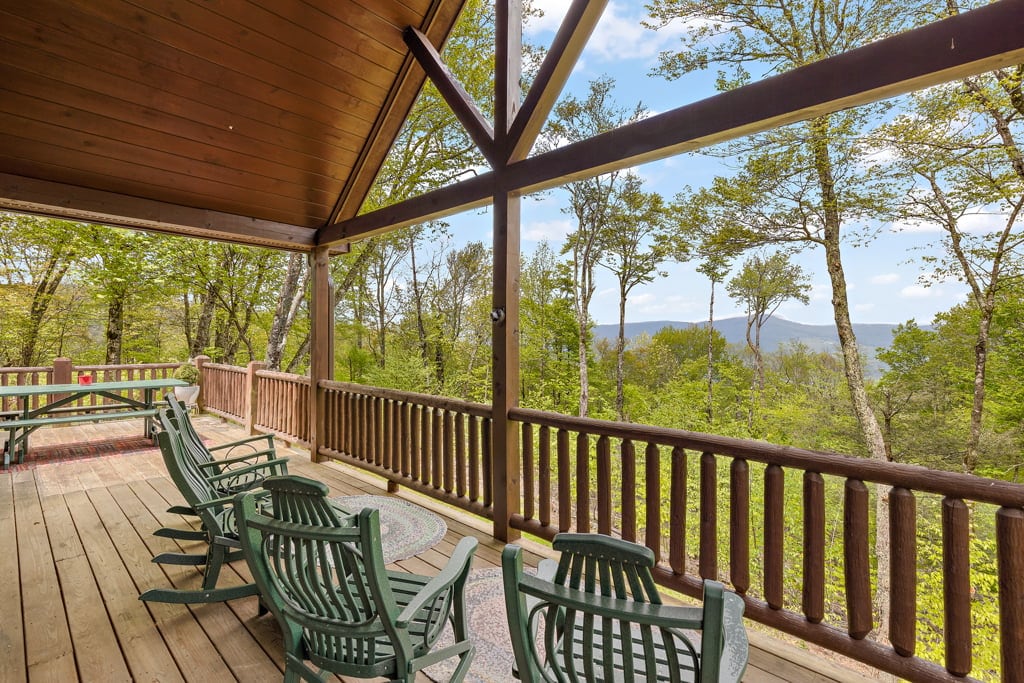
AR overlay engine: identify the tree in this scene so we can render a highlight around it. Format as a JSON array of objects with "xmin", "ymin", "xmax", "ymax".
[
  {"xmin": 599, "ymin": 173, "xmax": 671, "ymax": 420},
  {"xmin": 726, "ymin": 251, "xmax": 810, "ymax": 405},
  {"xmin": 0, "ymin": 213, "xmax": 84, "ymax": 365},
  {"xmin": 645, "ymin": 0, "xmax": 932, "ymax": 635},
  {"xmin": 872, "ymin": 33, "xmax": 1024, "ymax": 472},
  {"xmin": 265, "ymin": 252, "xmax": 307, "ymax": 371},
  {"xmin": 544, "ymin": 76, "xmax": 646, "ymax": 417}
]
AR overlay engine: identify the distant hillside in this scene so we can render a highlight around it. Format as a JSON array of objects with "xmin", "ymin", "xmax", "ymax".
[{"xmin": 593, "ymin": 317, "xmax": 917, "ymax": 376}]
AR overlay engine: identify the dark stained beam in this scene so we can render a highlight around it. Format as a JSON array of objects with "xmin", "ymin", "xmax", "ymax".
[
  {"xmin": 320, "ymin": 171, "xmax": 496, "ymax": 242},
  {"xmin": 319, "ymin": 0, "xmax": 1024, "ymax": 246},
  {"xmin": 506, "ymin": 0, "xmax": 608, "ymax": 162},
  {"xmin": 2, "ymin": 173, "xmax": 315, "ymax": 251},
  {"xmin": 405, "ymin": 27, "xmax": 497, "ymax": 166}
]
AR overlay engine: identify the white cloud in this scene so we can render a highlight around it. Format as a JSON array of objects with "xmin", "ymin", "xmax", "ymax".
[
  {"xmin": 901, "ymin": 284, "xmax": 939, "ymax": 298},
  {"xmin": 524, "ymin": 218, "xmax": 573, "ymax": 242},
  {"xmin": 854, "ymin": 303, "xmax": 876, "ymax": 314},
  {"xmin": 870, "ymin": 273, "xmax": 900, "ymax": 285},
  {"xmin": 525, "ymin": 1, "xmax": 696, "ymax": 66}
]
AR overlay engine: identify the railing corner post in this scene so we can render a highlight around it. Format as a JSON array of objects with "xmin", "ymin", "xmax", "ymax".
[
  {"xmin": 53, "ymin": 357, "xmax": 72, "ymax": 385},
  {"xmin": 194, "ymin": 356, "xmax": 210, "ymax": 411},
  {"xmin": 245, "ymin": 361, "xmax": 265, "ymax": 435}
]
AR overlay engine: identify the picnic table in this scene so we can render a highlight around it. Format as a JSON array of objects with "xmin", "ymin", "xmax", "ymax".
[{"xmin": 0, "ymin": 378, "xmax": 186, "ymax": 468}]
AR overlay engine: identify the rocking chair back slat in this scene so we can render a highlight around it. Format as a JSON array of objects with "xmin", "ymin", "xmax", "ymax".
[
  {"xmin": 235, "ymin": 475, "xmax": 478, "ymax": 682},
  {"xmin": 503, "ymin": 533, "xmax": 749, "ymax": 683}
]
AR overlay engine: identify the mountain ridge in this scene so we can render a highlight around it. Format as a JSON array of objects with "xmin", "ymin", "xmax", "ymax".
[{"xmin": 593, "ymin": 317, "xmax": 918, "ymax": 374}]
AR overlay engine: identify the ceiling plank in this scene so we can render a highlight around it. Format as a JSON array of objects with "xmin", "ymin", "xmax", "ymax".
[
  {"xmin": 320, "ymin": 0, "xmax": 1024, "ymax": 245},
  {"xmin": 1, "ymin": 173, "xmax": 315, "ymax": 251}
]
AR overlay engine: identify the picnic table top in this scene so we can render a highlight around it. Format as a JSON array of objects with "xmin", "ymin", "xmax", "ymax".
[{"xmin": 0, "ymin": 378, "xmax": 186, "ymax": 398}]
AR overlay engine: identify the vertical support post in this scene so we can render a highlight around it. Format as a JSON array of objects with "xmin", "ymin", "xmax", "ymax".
[
  {"xmin": 194, "ymin": 355, "xmax": 210, "ymax": 411},
  {"xmin": 53, "ymin": 357, "xmax": 72, "ymax": 385},
  {"xmin": 53, "ymin": 357, "xmax": 73, "ymax": 403},
  {"xmin": 309, "ymin": 245, "xmax": 334, "ymax": 463},
  {"xmin": 245, "ymin": 361, "xmax": 265, "ymax": 434},
  {"xmin": 491, "ymin": 0, "xmax": 522, "ymax": 543}
]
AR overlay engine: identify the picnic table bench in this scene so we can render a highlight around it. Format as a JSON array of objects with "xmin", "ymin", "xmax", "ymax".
[{"xmin": 0, "ymin": 378, "xmax": 185, "ymax": 468}]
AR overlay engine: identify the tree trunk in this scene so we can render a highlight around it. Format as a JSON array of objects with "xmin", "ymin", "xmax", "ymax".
[
  {"xmin": 189, "ymin": 286, "xmax": 217, "ymax": 358},
  {"xmin": 615, "ymin": 283, "xmax": 627, "ymax": 421},
  {"xmin": 104, "ymin": 295, "xmax": 124, "ymax": 364},
  {"xmin": 706, "ymin": 279, "xmax": 716, "ymax": 423},
  {"xmin": 19, "ymin": 253, "xmax": 72, "ymax": 366},
  {"xmin": 811, "ymin": 115, "xmax": 891, "ymax": 638},
  {"xmin": 265, "ymin": 252, "xmax": 306, "ymax": 371}
]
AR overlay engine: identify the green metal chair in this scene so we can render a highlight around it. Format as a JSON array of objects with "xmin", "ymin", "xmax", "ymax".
[
  {"xmin": 155, "ymin": 396, "xmax": 289, "ymax": 541},
  {"xmin": 502, "ymin": 533, "xmax": 749, "ymax": 683},
  {"xmin": 139, "ymin": 413, "xmax": 277, "ymax": 604},
  {"xmin": 234, "ymin": 475, "xmax": 479, "ymax": 683}
]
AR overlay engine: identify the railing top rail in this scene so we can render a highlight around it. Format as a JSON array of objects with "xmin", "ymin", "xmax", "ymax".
[
  {"xmin": 510, "ymin": 406, "xmax": 1024, "ymax": 508},
  {"xmin": 255, "ymin": 369, "xmax": 311, "ymax": 383},
  {"xmin": 203, "ymin": 362, "xmax": 247, "ymax": 373},
  {"xmin": 0, "ymin": 367, "xmax": 51, "ymax": 373},
  {"xmin": 320, "ymin": 380, "xmax": 492, "ymax": 418}
]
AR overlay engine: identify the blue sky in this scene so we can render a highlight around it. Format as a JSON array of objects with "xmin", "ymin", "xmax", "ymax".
[{"xmin": 448, "ymin": 0, "xmax": 972, "ymax": 327}]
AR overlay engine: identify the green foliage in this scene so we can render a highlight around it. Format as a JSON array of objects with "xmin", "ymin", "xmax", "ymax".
[{"xmin": 172, "ymin": 363, "xmax": 200, "ymax": 384}]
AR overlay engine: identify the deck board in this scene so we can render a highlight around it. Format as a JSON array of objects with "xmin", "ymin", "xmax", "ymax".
[{"xmin": 1, "ymin": 416, "xmax": 879, "ymax": 682}]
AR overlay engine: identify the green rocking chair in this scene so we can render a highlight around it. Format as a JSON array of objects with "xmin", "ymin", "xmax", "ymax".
[
  {"xmin": 234, "ymin": 475, "xmax": 479, "ymax": 682},
  {"xmin": 502, "ymin": 533, "xmax": 749, "ymax": 683},
  {"xmin": 139, "ymin": 411, "xmax": 277, "ymax": 604},
  {"xmin": 154, "ymin": 396, "xmax": 289, "ymax": 542}
]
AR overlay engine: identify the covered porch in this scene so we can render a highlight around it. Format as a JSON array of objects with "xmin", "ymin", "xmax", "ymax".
[{"xmin": 0, "ymin": 417, "xmax": 868, "ymax": 682}]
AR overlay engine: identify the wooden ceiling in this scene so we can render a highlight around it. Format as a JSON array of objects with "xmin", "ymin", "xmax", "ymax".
[{"xmin": 0, "ymin": 0, "xmax": 466, "ymax": 250}]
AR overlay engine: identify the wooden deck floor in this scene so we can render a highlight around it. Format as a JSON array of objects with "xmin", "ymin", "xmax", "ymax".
[{"xmin": 1, "ymin": 416, "xmax": 878, "ymax": 682}]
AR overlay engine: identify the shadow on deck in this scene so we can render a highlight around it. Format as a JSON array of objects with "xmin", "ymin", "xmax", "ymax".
[{"xmin": 0, "ymin": 416, "xmax": 878, "ymax": 682}]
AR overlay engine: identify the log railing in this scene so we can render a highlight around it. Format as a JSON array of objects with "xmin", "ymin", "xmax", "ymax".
[
  {"xmin": 199, "ymin": 361, "xmax": 247, "ymax": 423},
  {"xmin": 317, "ymin": 381, "xmax": 493, "ymax": 519},
  {"xmin": 0, "ymin": 357, "xmax": 177, "ymax": 413},
  {"xmin": 253, "ymin": 369, "xmax": 310, "ymax": 445},
  {"xmin": 508, "ymin": 406, "xmax": 1024, "ymax": 683},
  {"xmin": 143, "ymin": 367, "xmax": 1024, "ymax": 682}
]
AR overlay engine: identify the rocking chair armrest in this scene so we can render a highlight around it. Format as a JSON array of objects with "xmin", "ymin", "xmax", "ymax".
[
  {"xmin": 517, "ymin": 574, "xmax": 708, "ymax": 630},
  {"xmin": 205, "ymin": 459, "xmax": 286, "ymax": 483},
  {"xmin": 396, "ymin": 536, "xmax": 478, "ymax": 628},
  {"xmin": 196, "ymin": 488, "xmax": 270, "ymax": 511},
  {"xmin": 198, "ymin": 450, "xmax": 287, "ymax": 468},
  {"xmin": 209, "ymin": 433, "xmax": 277, "ymax": 452}
]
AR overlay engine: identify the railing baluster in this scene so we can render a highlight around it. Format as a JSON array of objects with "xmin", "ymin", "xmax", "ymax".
[
  {"xmin": 845, "ymin": 479, "xmax": 871, "ymax": 639},
  {"xmin": 420, "ymin": 406, "xmax": 432, "ymax": 486},
  {"xmin": 442, "ymin": 410, "xmax": 454, "ymax": 492},
  {"xmin": 803, "ymin": 471, "xmax": 825, "ymax": 623},
  {"xmin": 730, "ymin": 459, "xmax": 749, "ymax": 594},
  {"xmin": 942, "ymin": 496, "xmax": 971, "ymax": 676},
  {"xmin": 410, "ymin": 405, "xmax": 421, "ymax": 481},
  {"xmin": 700, "ymin": 451, "xmax": 718, "ymax": 580},
  {"xmin": 669, "ymin": 446, "xmax": 686, "ymax": 575},
  {"xmin": 522, "ymin": 423, "xmax": 534, "ymax": 521},
  {"xmin": 432, "ymin": 407, "xmax": 443, "ymax": 490},
  {"xmin": 997, "ymin": 507, "xmax": 1024, "ymax": 682},
  {"xmin": 621, "ymin": 438, "xmax": 636, "ymax": 542},
  {"xmin": 539, "ymin": 425, "xmax": 551, "ymax": 528},
  {"xmin": 558, "ymin": 429, "xmax": 571, "ymax": 532},
  {"xmin": 576, "ymin": 432, "xmax": 590, "ymax": 533},
  {"xmin": 481, "ymin": 417, "xmax": 492, "ymax": 507},
  {"xmin": 765, "ymin": 464, "xmax": 784, "ymax": 609},
  {"xmin": 597, "ymin": 435, "xmax": 611, "ymax": 535},
  {"xmin": 456, "ymin": 413, "xmax": 467, "ymax": 497},
  {"xmin": 468, "ymin": 415, "xmax": 480, "ymax": 502},
  {"xmin": 889, "ymin": 487, "xmax": 916, "ymax": 656},
  {"xmin": 645, "ymin": 442, "xmax": 660, "ymax": 564}
]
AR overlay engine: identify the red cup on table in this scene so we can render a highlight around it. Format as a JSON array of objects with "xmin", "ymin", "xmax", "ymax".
[{"xmin": 78, "ymin": 375, "xmax": 93, "ymax": 385}]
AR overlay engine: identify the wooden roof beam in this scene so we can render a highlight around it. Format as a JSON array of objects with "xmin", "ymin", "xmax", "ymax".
[
  {"xmin": 319, "ymin": 0, "xmax": 1024, "ymax": 245},
  {"xmin": 1, "ymin": 173, "xmax": 315, "ymax": 251},
  {"xmin": 405, "ymin": 26, "xmax": 497, "ymax": 166},
  {"xmin": 506, "ymin": 0, "xmax": 608, "ymax": 163}
]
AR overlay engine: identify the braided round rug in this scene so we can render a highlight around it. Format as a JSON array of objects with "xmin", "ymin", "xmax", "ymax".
[
  {"xmin": 424, "ymin": 567, "xmax": 517, "ymax": 682},
  {"xmin": 332, "ymin": 495, "xmax": 447, "ymax": 564}
]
